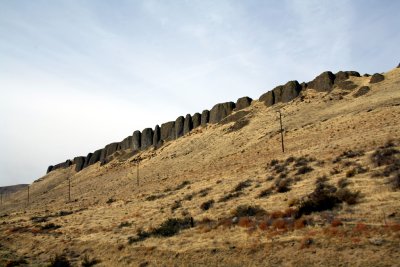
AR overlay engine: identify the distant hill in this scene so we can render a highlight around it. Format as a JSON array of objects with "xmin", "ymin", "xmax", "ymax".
[{"xmin": 0, "ymin": 184, "xmax": 28, "ymax": 195}]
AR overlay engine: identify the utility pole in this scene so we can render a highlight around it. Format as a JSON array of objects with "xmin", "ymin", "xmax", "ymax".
[
  {"xmin": 68, "ymin": 177, "xmax": 71, "ymax": 202},
  {"xmin": 278, "ymin": 110, "xmax": 285, "ymax": 153},
  {"xmin": 27, "ymin": 186, "xmax": 30, "ymax": 206},
  {"xmin": 136, "ymin": 161, "xmax": 140, "ymax": 187}
]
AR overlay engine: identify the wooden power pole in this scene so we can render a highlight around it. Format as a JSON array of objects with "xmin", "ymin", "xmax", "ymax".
[
  {"xmin": 278, "ymin": 110, "xmax": 285, "ymax": 153},
  {"xmin": 68, "ymin": 177, "xmax": 71, "ymax": 202}
]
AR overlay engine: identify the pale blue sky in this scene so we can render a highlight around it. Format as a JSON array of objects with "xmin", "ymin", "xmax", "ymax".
[{"xmin": 0, "ymin": 0, "xmax": 399, "ymax": 186}]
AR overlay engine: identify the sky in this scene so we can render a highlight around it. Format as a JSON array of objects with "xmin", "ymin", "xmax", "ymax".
[{"xmin": 0, "ymin": 0, "xmax": 399, "ymax": 186}]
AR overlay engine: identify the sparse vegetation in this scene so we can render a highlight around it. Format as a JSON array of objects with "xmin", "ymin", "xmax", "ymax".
[
  {"xmin": 118, "ymin": 222, "xmax": 132, "ymax": 228},
  {"xmin": 40, "ymin": 223, "xmax": 61, "ymax": 231},
  {"xmin": 257, "ymin": 187, "xmax": 273, "ymax": 198},
  {"xmin": 81, "ymin": 255, "xmax": 100, "ymax": 267},
  {"xmin": 145, "ymin": 193, "xmax": 166, "ymax": 201},
  {"xmin": 232, "ymin": 205, "xmax": 266, "ymax": 218},
  {"xmin": 200, "ymin": 199, "xmax": 215, "ymax": 211},
  {"xmin": 128, "ymin": 217, "xmax": 194, "ymax": 243},
  {"xmin": 296, "ymin": 165, "xmax": 314, "ymax": 175},
  {"xmin": 218, "ymin": 192, "xmax": 242, "ymax": 202},
  {"xmin": 106, "ymin": 198, "xmax": 116, "ymax": 204},
  {"xmin": 175, "ymin": 181, "xmax": 190, "ymax": 191},
  {"xmin": 48, "ymin": 254, "xmax": 71, "ymax": 267},
  {"xmin": 233, "ymin": 179, "xmax": 252, "ymax": 192}
]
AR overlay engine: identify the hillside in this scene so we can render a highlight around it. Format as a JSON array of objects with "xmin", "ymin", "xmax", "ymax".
[{"xmin": 1, "ymin": 67, "xmax": 400, "ymax": 266}]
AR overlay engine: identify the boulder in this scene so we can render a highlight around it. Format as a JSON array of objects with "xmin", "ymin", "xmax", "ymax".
[
  {"xmin": 101, "ymin": 142, "xmax": 120, "ymax": 162},
  {"xmin": 301, "ymin": 82, "xmax": 308, "ymax": 91},
  {"xmin": 52, "ymin": 160, "xmax": 72, "ymax": 171},
  {"xmin": 161, "ymin": 121, "xmax": 175, "ymax": 141},
  {"xmin": 132, "ymin": 130, "xmax": 141, "ymax": 150},
  {"xmin": 175, "ymin": 116, "xmax": 185, "ymax": 138},
  {"xmin": 259, "ymin": 91, "xmax": 274, "ymax": 107},
  {"xmin": 184, "ymin": 114, "xmax": 193, "ymax": 135},
  {"xmin": 397, "ymin": 63, "xmax": 400, "ymax": 68},
  {"xmin": 120, "ymin": 136, "xmax": 133, "ymax": 150},
  {"xmin": 353, "ymin": 86, "xmax": 370, "ymax": 98},
  {"xmin": 83, "ymin": 153, "xmax": 93, "ymax": 168},
  {"xmin": 201, "ymin": 110, "xmax": 210, "ymax": 126},
  {"xmin": 363, "ymin": 73, "xmax": 371, "ymax": 77},
  {"xmin": 273, "ymin": 81, "xmax": 302, "ymax": 103},
  {"xmin": 192, "ymin": 113, "xmax": 201, "ymax": 128},
  {"xmin": 235, "ymin": 97, "xmax": 252, "ymax": 110},
  {"xmin": 307, "ymin": 71, "xmax": 336, "ymax": 92},
  {"xmin": 141, "ymin": 128, "xmax": 154, "ymax": 150},
  {"xmin": 153, "ymin": 125, "xmax": 161, "ymax": 148},
  {"xmin": 73, "ymin": 156, "xmax": 85, "ymax": 172},
  {"xmin": 370, "ymin": 73, "xmax": 384, "ymax": 83},
  {"xmin": 46, "ymin": 165, "xmax": 53, "ymax": 174},
  {"xmin": 88, "ymin": 149, "xmax": 103, "ymax": 165},
  {"xmin": 335, "ymin": 71, "xmax": 361, "ymax": 82},
  {"xmin": 209, "ymin": 102, "xmax": 236, "ymax": 123}
]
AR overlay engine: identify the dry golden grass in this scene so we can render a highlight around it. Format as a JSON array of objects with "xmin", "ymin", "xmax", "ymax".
[{"xmin": 1, "ymin": 68, "xmax": 400, "ymax": 266}]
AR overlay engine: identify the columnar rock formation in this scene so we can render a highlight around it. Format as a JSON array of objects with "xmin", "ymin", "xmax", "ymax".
[
  {"xmin": 46, "ymin": 68, "xmax": 387, "ymax": 174},
  {"xmin": 209, "ymin": 102, "xmax": 236, "ymax": 123}
]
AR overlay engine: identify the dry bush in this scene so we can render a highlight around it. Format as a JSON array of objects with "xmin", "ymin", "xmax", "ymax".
[
  {"xmin": 175, "ymin": 181, "xmax": 190, "ymax": 191},
  {"xmin": 233, "ymin": 179, "xmax": 252, "ymax": 192},
  {"xmin": 145, "ymin": 193, "xmax": 166, "ymax": 201},
  {"xmin": 296, "ymin": 166, "xmax": 314, "ymax": 175},
  {"xmin": 389, "ymin": 171, "xmax": 400, "ymax": 190},
  {"xmin": 232, "ymin": 205, "xmax": 266, "ymax": 218},
  {"xmin": 257, "ymin": 187, "xmax": 273, "ymax": 198},
  {"xmin": 238, "ymin": 217, "xmax": 253, "ymax": 228},
  {"xmin": 49, "ymin": 254, "xmax": 71, "ymax": 267},
  {"xmin": 331, "ymin": 219, "xmax": 343, "ymax": 227},
  {"xmin": 334, "ymin": 150, "xmax": 365, "ymax": 163},
  {"xmin": 275, "ymin": 177, "xmax": 292, "ymax": 193},
  {"xmin": 336, "ymin": 188, "xmax": 361, "ymax": 205},
  {"xmin": 200, "ymin": 199, "xmax": 214, "ymax": 211},
  {"xmin": 272, "ymin": 218, "xmax": 287, "ymax": 230},
  {"xmin": 40, "ymin": 223, "xmax": 61, "ymax": 231},
  {"xmin": 81, "ymin": 255, "xmax": 100, "ymax": 267},
  {"xmin": 353, "ymin": 222, "xmax": 368, "ymax": 233},
  {"xmin": 106, "ymin": 198, "xmax": 116, "ymax": 204},
  {"xmin": 299, "ymin": 237, "xmax": 313, "ymax": 249},
  {"xmin": 198, "ymin": 187, "xmax": 211, "ymax": 197},
  {"xmin": 258, "ymin": 221, "xmax": 269, "ymax": 231},
  {"xmin": 337, "ymin": 178, "xmax": 349, "ymax": 188},
  {"xmin": 118, "ymin": 222, "xmax": 132, "ymax": 228},
  {"xmin": 171, "ymin": 200, "xmax": 182, "ymax": 212},
  {"xmin": 218, "ymin": 192, "xmax": 242, "ymax": 202},
  {"xmin": 371, "ymin": 141, "xmax": 399, "ymax": 166},
  {"xmin": 294, "ymin": 218, "xmax": 307, "ymax": 229}
]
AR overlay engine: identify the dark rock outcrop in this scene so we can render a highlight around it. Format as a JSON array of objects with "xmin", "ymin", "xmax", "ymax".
[
  {"xmin": 175, "ymin": 116, "xmax": 185, "ymax": 138},
  {"xmin": 201, "ymin": 110, "xmax": 209, "ymax": 126},
  {"xmin": 308, "ymin": 71, "xmax": 336, "ymax": 92},
  {"xmin": 101, "ymin": 142, "xmax": 120, "ymax": 162},
  {"xmin": 353, "ymin": 86, "xmax": 370, "ymax": 98},
  {"xmin": 192, "ymin": 113, "xmax": 201, "ymax": 128},
  {"xmin": 370, "ymin": 73, "xmax": 385, "ymax": 83},
  {"xmin": 46, "ymin": 165, "xmax": 53, "ymax": 174},
  {"xmin": 52, "ymin": 160, "xmax": 72, "ymax": 171},
  {"xmin": 83, "ymin": 153, "xmax": 93, "ymax": 168},
  {"xmin": 73, "ymin": 156, "xmax": 85, "ymax": 172},
  {"xmin": 153, "ymin": 125, "xmax": 161, "ymax": 148},
  {"xmin": 334, "ymin": 71, "xmax": 360, "ymax": 82},
  {"xmin": 235, "ymin": 97, "xmax": 252, "ymax": 110},
  {"xmin": 274, "ymin": 81, "xmax": 302, "ymax": 103},
  {"xmin": 397, "ymin": 63, "xmax": 400, "ymax": 68},
  {"xmin": 184, "ymin": 114, "xmax": 193, "ymax": 135},
  {"xmin": 259, "ymin": 91, "xmax": 274, "ymax": 107},
  {"xmin": 363, "ymin": 73, "xmax": 371, "ymax": 77},
  {"xmin": 132, "ymin": 131, "xmax": 141, "ymax": 151},
  {"xmin": 209, "ymin": 102, "xmax": 236, "ymax": 124},
  {"xmin": 141, "ymin": 128, "xmax": 154, "ymax": 150},
  {"xmin": 161, "ymin": 121, "xmax": 175, "ymax": 141},
  {"xmin": 88, "ymin": 149, "xmax": 103, "ymax": 165},
  {"xmin": 120, "ymin": 136, "xmax": 133, "ymax": 150}
]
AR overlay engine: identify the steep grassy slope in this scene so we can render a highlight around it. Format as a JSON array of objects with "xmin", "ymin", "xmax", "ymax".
[{"xmin": 1, "ymin": 68, "xmax": 400, "ymax": 266}]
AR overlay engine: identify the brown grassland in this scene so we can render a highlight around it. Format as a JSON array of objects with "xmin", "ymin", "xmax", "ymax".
[{"xmin": 1, "ymin": 68, "xmax": 400, "ymax": 266}]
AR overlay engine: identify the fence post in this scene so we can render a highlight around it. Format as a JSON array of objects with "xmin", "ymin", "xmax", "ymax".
[{"xmin": 278, "ymin": 110, "xmax": 285, "ymax": 153}]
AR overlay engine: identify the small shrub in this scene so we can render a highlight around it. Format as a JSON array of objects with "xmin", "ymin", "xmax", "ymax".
[
  {"xmin": 198, "ymin": 188, "xmax": 211, "ymax": 197},
  {"xmin": 106, "ymin": 198, "xmax": 116, "ymax": 204},
  {"xmin": 294, "ymin": 218, "xmax": 307, "ymax": 229},
  {"xmin": 218, "ymin": 192, "xmax": 242, "ymax": 202},
  {"xmin": 272, "ymin": 218, "xmax": 287, "ymax": 230},
  {"xmin": 296, "ymin": 166, "xmax": 314, "ymax": 175},
  {"xmin": 336, "ymin": 188, "xmax": 360, "ymax": 205},
  {"xmin": 233, "ymin": 179, "xmax": 252, "ymax": 192},
  {"xmin": 316, "ymin": 176, "xmax": 328, "ymax": 184},
  {"xmin": 128, "ymin": 229, "xmax": 151, "ymax": 244},
  {"xmin": 175, "ymin": 181, "xmax": 190, "ymax": 190},
  {"xmin": 266, "ymin": 175, "xmax": 275, "ymax": 181},
  {"xmin": 118, "ymin": 222, "xmax": 132, "ymax": 228},
  {"xmin": 48, "ymin": 254, "xmax": 71, "ymax": 267},
  {"xmin": 346, "ymin": 168, "xmax": 357, "ymax": 177},
  {"xmin": 275, "ymin": 178, "xmax": 291, "ymax": 193},
  {"xmin": 81, "ymin": 255, "xmax": 100, "ymax": 267},
  {"xmin": 171, "ymin": 200, "xmax": 182, "ymax": 212},
  {"xmin": 31, "ymin": 216, "xmax": 49, "ymax": 223},
  {"xmin": 232, "ymin": 205, "xmax": 266, "ymax": 217},
  {"xmin": 389, "ymin": 171, "xmax": 400, "ymax": 190},
  {"xmin": 269, "ymin": 210, "xmax": 285, "ymax": 219},
  {"xmin": 183, "ymin": 193, "xmax": 195, "ymax": 201},
  {"xmin": 57, "ymin": 211, "xmax": 73, "ymax": 217},
  {"xmin": 145, "ymin": 194, "xmax": 166, "ymax": 201},
  {"xmin": 238, "ymin": 217, "xmax": 253, "ymax": 228},
  {"xmin": 152, "ymin": 217, "xmax": 194, "ymax": 237},
  {"xmin": 334, "ymin": 150, "xmax": 365, "ymax": 163},
  {"xmin": 353, "ymin": 222, "xmax": 368, "ymax": 233},
  {"xmin": 331, "ymin": 219, "xmax": 343, "ymax": 227},
  {"xmin": 273, "ymin": 164, "xmax": 287, "ymax": 174},
  {"xmin": 371, "ymin": 142, "xmax": 399, "ymax": 166},
  {"xmin": 337, "ymin": 178, "xmax": 349, "ymax": 188},
  {"xmin": 200, "ymin": 200, "xmax": 214, "ymax": 211},
  {"xmin": 258, "ymin": 221, "xmax": 269, "ymax": 230},
  {"xmin": 41, "ymin": 223, "xmax": 61, "ymax": 231},
  {"xmin": 269, "ymin": 159, "xmax": 279, "ymax": 167},
  {"xmin": 257, "ymin": 187, "xmax": 273, "ymax": 198},
  {"xmin": 294, "ymin": 156, "xmax": 314, "ymax": 167},
  {"xmin": 300, "ymin": 237, "xmax": 313, "ymax": 249}
]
